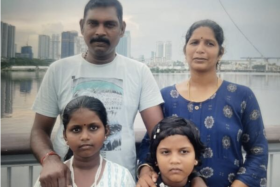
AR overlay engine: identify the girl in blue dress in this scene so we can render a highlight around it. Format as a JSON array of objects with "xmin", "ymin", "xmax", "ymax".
[
  {"xmin": 138, "ymin": 19, "xmax": 268, "ymax": 187},
  {"xmin": 147, "ymin": 116, "xmax": 205, "ymax": 187}
]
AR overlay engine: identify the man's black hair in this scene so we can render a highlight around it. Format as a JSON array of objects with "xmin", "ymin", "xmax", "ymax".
[{"xmin": 83, "ymin": 0, "xmax": 123, "ymax": 23}]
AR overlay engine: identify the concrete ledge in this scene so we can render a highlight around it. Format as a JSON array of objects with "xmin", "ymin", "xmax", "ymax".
[{"xmin": 1, "ymin": 125, "xmax": 280, "ymax": 155}]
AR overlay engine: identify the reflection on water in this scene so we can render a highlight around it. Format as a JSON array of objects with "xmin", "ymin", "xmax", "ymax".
[
  {"xmin": 1, "ymin": 71, "xmax": 280, "ymax": 126},
  {"xmin": 1, "ymin": 71, "xmax": 44, "ymax": 118}
]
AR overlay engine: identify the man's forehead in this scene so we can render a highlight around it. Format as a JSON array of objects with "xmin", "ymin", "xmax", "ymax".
[{"xmin": 85, "ymin": 7, "xmax": 119, "ymax": 21}]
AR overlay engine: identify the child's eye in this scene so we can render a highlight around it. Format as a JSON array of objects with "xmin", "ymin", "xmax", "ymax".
[
  {"xmin": 89, "ymin": 125, "xmax": 98, "ymax": 131},
  {"xmin": 161, "ymin": 150, "xmax": 169, "ymax": 155},
  {"xmin": 180, "ymin": 150, "xmax": 189, "ymax": 154},
  {"xmin": 71, "ymin": 127, "xmax": 81, "ymax": 133}
]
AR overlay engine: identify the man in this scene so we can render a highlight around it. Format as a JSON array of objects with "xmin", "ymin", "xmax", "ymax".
[{"xmin": 30, "ymin": 0, "xmax": 206, "ymax": 186}]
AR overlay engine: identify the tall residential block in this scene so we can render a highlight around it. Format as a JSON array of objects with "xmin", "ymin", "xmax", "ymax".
[
  {"xmin": 116, "ymin": 31, "xmax": 131, "ymax": 57},
  {"xmin": 61, "ymin": 31, "xmax": 78, "ymax": 58},
  {"xmin": 156, "ymin": 41, "xmax": 164, "ymax": 58},
  {"xmin": 21, "ymin": 46, "xmax": 33, "ymax": 59},
  {"xmin": 156, "ymin": 41, "xmax": 172, "ymax": 60},
  {"xmin": 74, "ymin": 36, "xmax": 88, "ymax": 55},
  {"xmin": 1, "ymin": 21, "xmax": 16, "ymax": 58},
  {"xmin": 38, "ymin": 35, "xmax": 51, "ymax": 59},
  {"xmin": 51, "ymin": 34, "xmax": 60, "ymax": 60}
]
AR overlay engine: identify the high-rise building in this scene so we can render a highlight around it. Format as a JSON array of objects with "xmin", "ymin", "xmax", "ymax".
[
  {"xmin": 116, "ymin": 31, "xmax": 131, "ymax": 57},
  {"xmin": 151, "ymin": 51, "xmax": 155, "ymax": 59},
  {"xmin": 1, "ymin": 21, "xmax": 16, "ymax": 58},
  {"xmin": 164, "ymin": 41, "xmax": 172, "ymax": 60},
  {"xmin": 61, "ymin": 31, "xmax": 78, "ymax": 58},
  {"xmin": 156, "ymin": 41, "xmax": 172, "ymax": 59},
  {"xmin": 38, "ymin": 35, "xmax": 50, "ymax": 59},
  {"xmin": 21, "ymin": 46, "xmax": 33, "ymax": 59},
  {"xmin": 74, "ymin": 36, "xmax": 88, "ymax": 55},
  {"xmin": 156, "ymin": 41, "xmax": 164, "ymax": 58},
  {"xmin": 51, "ymin": 34, "xmax": 60, "ymax": 60}
]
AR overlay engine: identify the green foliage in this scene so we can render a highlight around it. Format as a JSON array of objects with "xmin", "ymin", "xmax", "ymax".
[
  {"xmin": 1, "ymin": 58, "xmax": 55, "ymax": 69},
  {"xmin": 252, "ymin": 65, "xmax": 266, "ymax": 71}
]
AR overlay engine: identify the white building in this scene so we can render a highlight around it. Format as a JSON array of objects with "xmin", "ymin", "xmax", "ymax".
[
  {"xmin": 51, "ymin": 34, "xmax": 60, "ymax": 60},
  {"xmin": 155, "ymin": 41, "xmax": 172, "ymax": 63},
  {"xmin": 38, "ymin": 35, "xmax": 50, "ymax": 59},
  {"xmin": 74, "ymin": 36, "xmax": 88, "ymax": 55}
]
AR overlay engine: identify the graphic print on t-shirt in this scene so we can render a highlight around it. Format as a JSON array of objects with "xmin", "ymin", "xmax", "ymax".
[{"xmin": 72, "ymin": 77, "xmax": 123, "ymax": 151}]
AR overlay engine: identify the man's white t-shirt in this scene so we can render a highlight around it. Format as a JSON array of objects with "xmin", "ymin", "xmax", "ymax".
[{"xmin": 32, "ymin": 54, "xmax": 163, "ymax": 176}]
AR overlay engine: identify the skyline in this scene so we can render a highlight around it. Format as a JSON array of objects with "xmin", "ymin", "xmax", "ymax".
[{"xmin": 1, "ymin": 0, "xmax": 280, "ymax": 61}]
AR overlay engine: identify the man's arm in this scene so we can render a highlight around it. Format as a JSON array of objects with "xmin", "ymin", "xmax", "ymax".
[
  {"xmin": 30, "ymin": 113, "xmax": 71, "ymax": 187},
  {"xmin": 140, "ymin": 105, "xmax": 163, "ymax": 137}
]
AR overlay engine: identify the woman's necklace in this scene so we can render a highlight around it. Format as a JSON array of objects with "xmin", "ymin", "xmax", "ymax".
[
  {"xmin": 187, "ymin": 77, "xmax": 219, "ymax": 102},
  {"xmin": 70, "ymin": 154, "xmax": 103, "ymax": 187}
]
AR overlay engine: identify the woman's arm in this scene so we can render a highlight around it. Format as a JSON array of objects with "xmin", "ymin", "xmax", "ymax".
[{"xmin": 234, "ymin": 88, "xmax": 268, "ymax": 187}]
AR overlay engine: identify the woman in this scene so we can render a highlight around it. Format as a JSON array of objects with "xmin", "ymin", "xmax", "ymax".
[{"xmin": 138, "ymin": 19, "xmax": 268, "ymax": 187}]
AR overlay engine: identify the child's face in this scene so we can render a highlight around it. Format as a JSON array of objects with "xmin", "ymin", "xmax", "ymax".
[
  {"xmin": 156, "ymin": 135, "xmax": 197, "ymax": 186},
  {"xmin": 64, "ymin": 108, "xmax": 108, "ymax": 158}
]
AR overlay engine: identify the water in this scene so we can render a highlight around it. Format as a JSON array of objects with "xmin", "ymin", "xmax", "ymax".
[{"xmin": 1, "ymin": 71, "xmax": 280, "ymax": 131}]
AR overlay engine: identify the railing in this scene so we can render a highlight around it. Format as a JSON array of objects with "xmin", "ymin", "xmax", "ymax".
[{"xmin": 2, "ymin": 143, "xmax": 280, "ymax": 187}]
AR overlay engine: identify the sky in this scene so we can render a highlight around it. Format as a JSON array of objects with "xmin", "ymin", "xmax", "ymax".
[{"xmin": 1, "ymin": 0, "xmax": 280, "ymax": 61}]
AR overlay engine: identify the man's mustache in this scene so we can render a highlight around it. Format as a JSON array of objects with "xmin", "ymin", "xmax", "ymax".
[{"xmin": 90, "ymin": 37, "xmax": 110, "ymax": 45}]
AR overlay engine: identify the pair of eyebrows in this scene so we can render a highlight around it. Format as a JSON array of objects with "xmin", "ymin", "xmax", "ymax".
[
  {"xmin": 158, "ymin": 146, "xmax": 193, "ymax": 150},
  {"xmin": 86, "ymin": 19, "xmax": 119, "ymax": 24},
  {"xmin": 189, "ymin": 38, "xmax": 217, "ymax": 43}
]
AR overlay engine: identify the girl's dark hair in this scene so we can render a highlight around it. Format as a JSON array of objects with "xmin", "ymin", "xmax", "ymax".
[
  {"xmin": 83, "ymin": 0, "xmax": 123, "ymax": 23},
  {"xmin": 183, "ymin": 19, "xmax": 224, "ymax": 68},
  {"xmin": 63, "ymin": 96, "xmax": 108, "ymax": 160},
  {"xmin": 147, "ymin": 116, "xmax": 205, "ymax": 173}
]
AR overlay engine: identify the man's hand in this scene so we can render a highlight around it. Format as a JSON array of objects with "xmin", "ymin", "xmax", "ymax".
[
  {"xmin": 191, "ymin": 176, "xmax": 207, "ymax": 187},
  {"xmin": 39, "ymin": 155, "xmax": 72, "ymax": 187},
  {"xmin": 136, "ymin": 166, "xmax": 158, "ymax": 187}
]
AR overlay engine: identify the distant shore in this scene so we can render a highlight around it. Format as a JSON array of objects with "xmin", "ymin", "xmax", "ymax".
[{"xmin": 2, "ymin": 66, "xmax": 280, "ymax": 73}]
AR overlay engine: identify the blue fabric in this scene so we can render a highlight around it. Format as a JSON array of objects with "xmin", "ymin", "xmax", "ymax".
[{"xmin": 138, "ymin": 80, "xmax": 268, "ymax": 187}]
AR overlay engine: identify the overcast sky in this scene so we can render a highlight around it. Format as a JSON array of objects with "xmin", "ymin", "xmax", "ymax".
[{"xmin": 1, "ymin": 0, "xmax": 280, "ymax": 61}]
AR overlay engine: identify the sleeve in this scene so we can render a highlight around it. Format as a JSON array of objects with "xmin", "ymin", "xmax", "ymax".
[
  {"xmin": 235, "ymin": 88, "xmax": 268, "ymax": 187},
  {"xmin": 138, "ymin": 65, "xmax": 163, "ymax": 112},
  {"xmin": 32, "ymin": 64, "xmax": 60, "ymax": 117}
]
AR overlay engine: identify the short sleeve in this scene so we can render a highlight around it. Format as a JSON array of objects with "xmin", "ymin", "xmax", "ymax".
[
  {"xmin": 32, "ymin": 64, "xmax": 60, "ymax": 117},
  {"xmin": 138, "ymin": 65, "xmax": 163, "ymax": 112}
]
